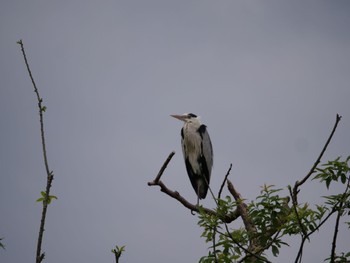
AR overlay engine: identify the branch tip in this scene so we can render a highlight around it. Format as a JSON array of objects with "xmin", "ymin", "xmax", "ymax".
[
  {"xmin": 218, "ymin": 163, "xmax": 233, "ymax": 199},
  {"xmin": 293, "ymin": 113, "xmax": 342, "ymax": 195}
]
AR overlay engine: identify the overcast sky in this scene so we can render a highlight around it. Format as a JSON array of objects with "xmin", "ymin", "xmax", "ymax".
[{"xmin": 1, "ymin": 1, "xmax": 350, "ymax": 262}]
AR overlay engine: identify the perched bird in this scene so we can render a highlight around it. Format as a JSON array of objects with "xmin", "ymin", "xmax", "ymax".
[{"xmin": 171, "ymin": 113, "xmax": 213, "ymax": 203}]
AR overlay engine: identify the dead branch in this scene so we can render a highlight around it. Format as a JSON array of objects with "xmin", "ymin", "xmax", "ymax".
[
  {"xmin": 148, "ymin": 152, "xmax": 239, "ymax": 222},
  {"xmin": 152, "ymin": 151, "xmax": 175, "ymax": 184},
  {"xmin": 218, "ymin": 163, "xmax": 232, "ymax": 199}
]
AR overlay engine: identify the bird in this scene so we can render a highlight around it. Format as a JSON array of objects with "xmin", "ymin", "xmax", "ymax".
[{"xmin": 171, "ymin": 113, "xmax": 213, "ymax": 203}]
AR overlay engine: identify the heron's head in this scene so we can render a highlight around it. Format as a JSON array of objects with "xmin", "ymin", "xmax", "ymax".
[{"xmin": 171, "ymin": 113, "xmax": 201, "ymax": 124}]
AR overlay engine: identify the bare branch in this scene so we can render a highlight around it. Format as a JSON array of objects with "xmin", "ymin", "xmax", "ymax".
[
  {"xmin": 293, "ymin": 114, "xmax": 342, "ymax": 202},
  {"xmin": 17, "ymin": 39, "xmax": 54, "ymax": 263},
  {"xmin": 148, "ymin": 152, "xmax": 239, "ymax": 222},
  {"xmin": 148, "ymin": 151, "xmax": 175, "ymax": 184},
  {"xmin": 218, "ymin": 163, "xmax": 232, "ymax": 199},
  {"xmin": 159, "ymin": 180, "xmax": 216, "ymax": 213}
]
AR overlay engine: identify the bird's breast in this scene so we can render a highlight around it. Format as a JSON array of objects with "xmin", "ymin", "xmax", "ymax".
[{"xmin": 183, "ymin": 134, "xmax": 202, "ymax": 157}]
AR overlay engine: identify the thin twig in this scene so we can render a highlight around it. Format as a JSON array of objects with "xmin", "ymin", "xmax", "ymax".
[
  {"xmin": 212, "ymin": 225, "xmax": 218, "ymax": 263},
  {"xmin": 152, "ymin": 151, "xmax": 175, "ymax": 184},
  {"xmin": 330, "ymin": 178, "xmax": 350, "ymax": 262},
  {"xmin": 330, "ymin": 206, "xmax": 342, "ymax": 262},
  {"xmin": 288, "ymin": 186, "xmax": 307, "ymax": 237},
  {"xmin": 218, "ymin": 163, "xmax": 232, "ymax": 199},
  {"xmin": 207, "ymin": 163, "xmax": 231, "ymax": 263},
  {"xmin": 18, "ymin": 39, "xmax": 54, "ymax": 263}
]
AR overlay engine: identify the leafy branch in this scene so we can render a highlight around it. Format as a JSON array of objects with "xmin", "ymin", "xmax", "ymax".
[{"xmin": 17, "ymin": 39, "xmax": 55, "ymax": 263}]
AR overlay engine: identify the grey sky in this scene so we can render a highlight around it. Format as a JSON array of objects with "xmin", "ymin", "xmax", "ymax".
[{"xmin": 1, "ymin": 1, "xmax": 350, "ymax": 262}]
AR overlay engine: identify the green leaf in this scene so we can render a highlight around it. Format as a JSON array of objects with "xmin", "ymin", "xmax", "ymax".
[
  {"xmin": 309, "ymin": 224, "xmax": 315, "ymax": 232},
  {"xmin": 47, "ymin": 195, "xmax": 58, "ymax": 204},
  {"xmin": 233, "ymin": 246, "xmax": 241, "ymax": 256},
  {"xmin": 325, "ymin": 177, "xmax": 331, "ymax": 189},
  {"xmin": 271, "ymin": 245, "xmax": 279, "ymax": 257},
  {"xmin": 36, "ymin": 191, "xmax": 46, "ymax": 202},
  {"xmin": 36, "ymin": 191, "xmax": 58, "ymax": 204},
  {"xmin": 340, "ymin": 173, "xmax": 347, "ymax": 184}
]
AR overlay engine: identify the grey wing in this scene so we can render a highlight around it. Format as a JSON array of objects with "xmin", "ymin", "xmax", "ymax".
[
  {"xmin": 201, "ymin": 128, "xmax": 213, "ymax": 177},
  {"xmin": 180, "ymin": 128, "xmax": 186, "ymax": 160}
]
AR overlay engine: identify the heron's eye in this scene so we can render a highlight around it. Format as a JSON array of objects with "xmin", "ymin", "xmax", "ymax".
[{"xmin": 188, "ymin": 113, "xmax": 197, "ymax": 118}]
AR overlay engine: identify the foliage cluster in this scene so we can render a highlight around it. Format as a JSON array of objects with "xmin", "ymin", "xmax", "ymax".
[{"xmin": 198, "ymin": 156, "xmax": 350, "ymax": 263}]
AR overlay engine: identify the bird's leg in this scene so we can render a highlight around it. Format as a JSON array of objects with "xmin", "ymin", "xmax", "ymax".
[{"xmin": 197, "ymin": 185, "xmax": 200, "ymax": 207}]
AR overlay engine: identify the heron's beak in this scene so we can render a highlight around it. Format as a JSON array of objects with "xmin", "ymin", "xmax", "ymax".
[{"xmin": 171, "ymin": 114, "xmax": 186, "ymax": 121}]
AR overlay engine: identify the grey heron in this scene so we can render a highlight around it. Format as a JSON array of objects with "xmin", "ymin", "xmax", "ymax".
[{"xmin": 171, "ymin": 113, "xmax": 213, "ymax": 202}]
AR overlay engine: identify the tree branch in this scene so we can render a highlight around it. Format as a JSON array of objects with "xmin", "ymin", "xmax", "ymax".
[
  {"xmin": 227, "ymin": 180, "xmax": 257, "ymax": 237},
  {"xmin": 330, "ymin": 178, "xmax": 350, "ymax": 262},
  {"xmin": 151, "ymin": 151, "xmax": 175, "ymax": 184},
  {"xmin": 227, "ymin": 179, "xmax": 260, "ymax": 256},
  {"xmin": 148, "ymin": 152, "xmax": 239, "ymax": 222},
  {"xmin": 213, "ymin": 225, "xmax": 271, "ymax": 263},
  {"xmin": 292, "ymin": 114, "xmax": 342, "ymax": 203},
  {"xmin": 17, "ymin": 39, "xmax": 54, "ymax": 263},
  {"xmin": 293, "ymin": 205, "xmax": 338, "ymax": 263},
  {"xmin": 291, "ymin": 188, "xmax": 349, "ymax": 263},
  {"xmin": 330, "ymin": 205, "xmax": 342, "ymax": 263},
  {"xmin": 288, "ymin": 114, "xmax": 342, "ymax": 263},
  {"xmin": 218, "ymin": 163, "xmax": 232, "ymax": 199},
  {"xmin": 288, "ymin": 185, "xmax": 308, "ymax": 237}
]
